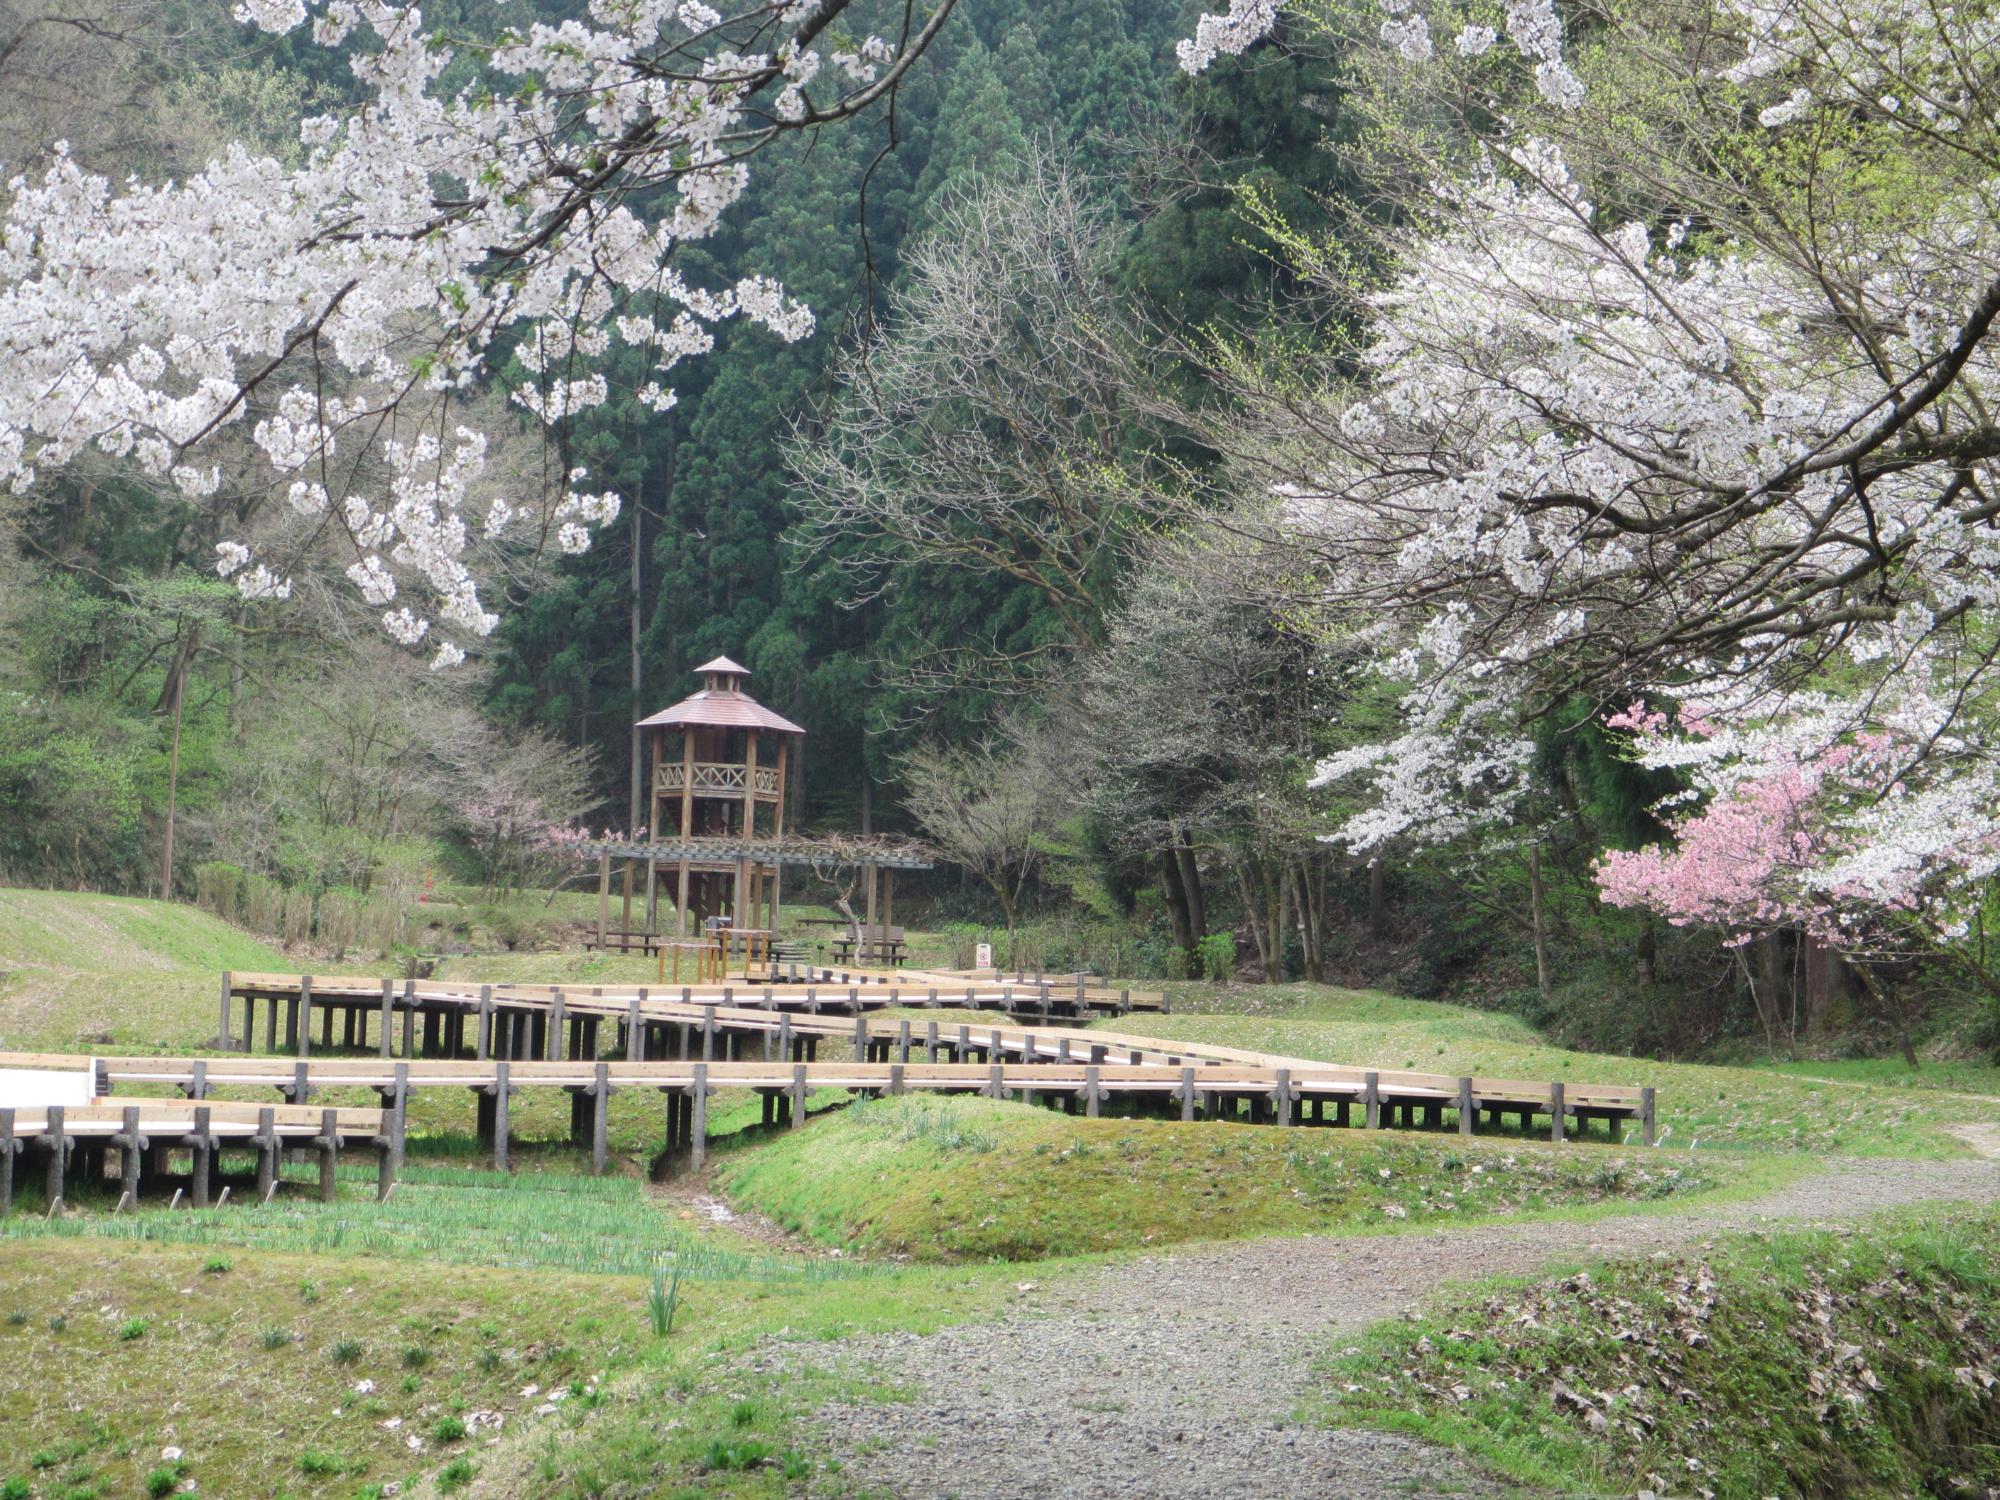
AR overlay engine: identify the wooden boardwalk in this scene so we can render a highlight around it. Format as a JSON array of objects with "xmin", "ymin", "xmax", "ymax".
[
  {"xmin": 0, "ymin": 1098, "xmax": 387, "ymax": 1214},
  {"xmin": 0, "ymin": 972, "xmax": 1653, "ymax": 1200},
  {"xmin": 218, "ymin": 969, "xmax": 1166, "ymax": 1063}
]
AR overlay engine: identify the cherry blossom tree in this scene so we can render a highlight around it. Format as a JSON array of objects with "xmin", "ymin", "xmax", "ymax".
[
  {"xmin": 1173, "ymin": 0, "xmax": 2000, "ymax": 960},
  {"xmin": 1, "ymin": 0, "xmax": 955, "ymax": 662}
]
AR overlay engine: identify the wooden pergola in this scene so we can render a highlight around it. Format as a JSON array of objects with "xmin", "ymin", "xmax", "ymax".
[{"xmin": 584, "ymin": 836, "xmax": 933, "ymax": 948}]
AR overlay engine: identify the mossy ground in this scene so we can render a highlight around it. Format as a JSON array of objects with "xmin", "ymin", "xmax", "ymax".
[
  {"xmin": 1313, "ymin": 1206, "xmax": 2000, "ymax": 1497},
  {"xmin": 714, "ymin": 1094, "xmax": 1773, "ymax": 1261}
]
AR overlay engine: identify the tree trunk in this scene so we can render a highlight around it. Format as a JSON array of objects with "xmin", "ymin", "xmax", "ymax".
[
  {"xmin": 1635, "ymin": 915, "xmax": 1657, "ymax": 990},
  {"xmin": 158, "ymin": 628, "xmax": 198, "ymax": 900},
  {"xmin": 1288, "ymin": 861, "xmax": 1323, "ymax": 982},
  {"xmin": 1757, "ymin": 932, "xmax": 1796, "ymax": 1057},
  {"xmin": 628, "ymin": 467, "xmax": 645, "ymax": 835},
  {"xmin": 1527, "ymin": 840, "xmax": 1552, "ymax": 1003},
  {"xmin": 1849, "ymin": 961, "xmax": 1920, "ymax": 1070},
  {"xmin": 1158, "ymin": 849, "xmax": 1193, "ymax": 954},
  {"xmin": 1367, "ymin": 857, "xmax": 1389, "ymax": 939},
  {"xmin": 1176, "ymin": 835, "xmax": 1207, "ymax": 941},
  {"xmin": 1230, "ymin": 858, "xmax": 1272, "ymax": 978}
]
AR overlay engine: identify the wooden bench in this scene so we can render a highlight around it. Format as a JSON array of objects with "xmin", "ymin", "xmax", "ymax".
[
  {"xmin": 583, "ymin": 929, "xmax": 661, "ymax": 955},
  {"xmin": 831, "ymin": 925, "xmax": 907, "ymax": 967}
]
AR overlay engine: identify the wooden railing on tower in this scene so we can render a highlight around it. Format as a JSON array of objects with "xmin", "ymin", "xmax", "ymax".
[{"xmin": 654, "ymin": 763, "xmax": 782, "ymax": 798}]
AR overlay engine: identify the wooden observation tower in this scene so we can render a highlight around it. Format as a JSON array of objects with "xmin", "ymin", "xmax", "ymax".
[{"xmin": 635, "ymin": 656, "xmax": 804, "ymax": 936}]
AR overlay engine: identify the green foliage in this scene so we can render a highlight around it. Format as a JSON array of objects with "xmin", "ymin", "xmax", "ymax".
[
  {"xmin": 647, "ymin": 1265, "xmax": 684, "ymax": 1338},
  {"xmin": 1195, "ymin": 931, "xmax": 1237, "ymax": 982}
]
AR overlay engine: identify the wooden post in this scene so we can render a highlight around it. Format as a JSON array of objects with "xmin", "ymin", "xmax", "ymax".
[
  {"xmin": 477, "ymin": 987, "xmax": 493, "ymax": 1060},
  {"xmin": 1641, "ymin": 1087, "xmax": 1657, "ymax": 1146},
  {"xmin": 0, "ymin": 1110, "xmax": 15, "ymax": 1217},
  {"xmin": 1179, "ymin": 1066, "xmax": 1197, "ymax": 1123},
  {"xmin": 1274, "ymin": 1069, "xmax": 1293, "ymax": 1126},
  {"xmin": 596, "ymin": 850, "xmax": 611, "ymax": 949},
  {"xmin": 298, "ymin": 975, "xmax": 313, "ymax": 1058},
  {"xmin": 492, "ymin": 1062, "xmax": 512, "ymax": 1172},
  {"xmin": 256, "ymin": 1107, "xmax": 277, "ymax": 1201},
  {"xmin": 379, "ymin": 978, "xmax": 394, "ymax": 1059},
  {"xmin": 187, "ymin": 1106, "xmax": 208, "ymax": 1209},
  {"xmin": 689, "ymin": 1064, "xmax": 710, "ymax": 1170},
  {"xmin": 318, "ymin": 1108, "xmax": 340, "ymax": 1202},
  {"xmin": 790, "ymin": 1063, "xmax": 808, "ymax": 1129},
  {"xmin": 1549, "ymin": 1081, "xmax": 1566, "ymax": 1143},
  {"xmin": 120, "ymin": 1107, "xmax": 142, "ymax": 1207},
  {"xmin": 402, "ymin": 980, "xmax": 416, "ymax": 1057},
  {"xmin": 1364, "ymin": 1072, "xmax": 1381, "ymax": 1129},
  {"xmin": 864, "ymin": 860, "xmax": 879, "ymax": 961},
  {"xmin": 1084, "ymin": 1066, "xmax": 1102, "ymax": 1118},
  {"xmin": 391, "ymin": 1063, "xmax": 409, "ymax": 1169},
  {"xmin": 549, "ymin": 995, "xmax": 567, "ymax": 1063},
  {"xmin": 1457, "ymin": 1077, "xmax": 1475, "ymax": 1136},
  {"xmin": 217, "ymin": 973, "xmax": 233, "ymax": 1052},
  {"xmin": 591, "ymin": 1063, "xmax": 611, "ymax": 1176}
]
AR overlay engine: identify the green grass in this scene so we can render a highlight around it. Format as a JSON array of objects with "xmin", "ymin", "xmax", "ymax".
[
  {"xmin": 1314, "ymin": 1205, "xmax": 2000, "ymax": 1496},
  {"xmin": 1124, "ymin": 985, "xmax": 2000, "ymax": 1157},
  {"xmin": 0, "ymin": 1160, "xmax": 878, "ymax": 1282},
  {"xmin": 0, "ymin": 890, "xmax": 291, "ymax": 1051},
  {"xmin": 0, "ymin": 1229, "xmax": 1014, "ymax": 1500},
  {"xmin": 716, "ymin": 1095, "xmax": 1763, "ymax": 1261}
]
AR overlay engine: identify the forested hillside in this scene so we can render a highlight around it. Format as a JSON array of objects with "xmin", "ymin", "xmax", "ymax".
[{"xmin": 5, "ymin": 0, "xmax": 1998, "ymax": 1070}]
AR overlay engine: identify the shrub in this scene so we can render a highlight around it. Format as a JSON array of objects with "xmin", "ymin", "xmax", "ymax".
[
  {"xmin": 330, "ymin": 1338, "xmax": 363, "ymax": 1365},
  {"xmin": 2, "ymin": 1478, "xmax": 31, "ymax": 1500},
  {"xmin": 400, "ymin": 1343, "xmax": 430, "ymax": 1370},
  {"xmin": 144, "ymin": 1462, "xmax": 185, "ymax": 1496},
  {"xmin": 437, "ymin": 1458, "xmax": 475, "ymax": 1491},
  {"xmin": 117, "ymin": 1317, "xmax": 147, "ymax": 1341},
  {"xmin": 431, "ymin": 1416, "xmax": 466, "ymax": 1443},
  {"xmin": 1195, "ymin": 931, "xmax": 1236, "ymax": 983}
]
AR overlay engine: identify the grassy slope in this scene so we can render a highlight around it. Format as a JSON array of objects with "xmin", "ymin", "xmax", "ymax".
[
  {"xmin": 715, "ymin": 1095, "xmax": 1769, "ymax": 1262},
  {"xmin": 1315, "ymin": 1206, "xmax": 2000, "ymax": 1497},
  {"xmin": 0, "ymin": 1229, "xmax": 1018, "ymax": 1500},
  {"xmin": 0, "ymin": 890, "xmax": 291, "ymax": 1052},
  {"xmin": 1125, "ymin": 984, "xmax": 1996, "ymax": 1157}
]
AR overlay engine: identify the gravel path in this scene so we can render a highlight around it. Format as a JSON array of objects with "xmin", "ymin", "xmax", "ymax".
[{"xmin": 757, "ymin": 1155, "xmax": 2000, "ymax": 1500}]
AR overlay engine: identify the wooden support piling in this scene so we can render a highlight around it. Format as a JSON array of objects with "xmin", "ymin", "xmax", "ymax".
[
  {"xmin": 591, "ymin": 1062, "xmax": 611, "ymax": 1176},
  {"xmin": 317, "ymin": 1108, "xmax": 339, "ymax": 1201},
  {"xmin": 491, "ymin": 1062, "xmax": 512, "ymax": 1172},
  {"xmin": 1364, "ymin": 1072, "xmax": 1381, "ymax": 1130},
  {"xmin": 1642, "ymin": 1087, "xmax": 1657, "ymax": 1146},
  {"xmin": 688, "ymin": 1064, "xmax": 710, "ymax": 1171},
  {"xmin": 1549, "ymin": 1081, "xmax": 1566, "ymax": 1143}
]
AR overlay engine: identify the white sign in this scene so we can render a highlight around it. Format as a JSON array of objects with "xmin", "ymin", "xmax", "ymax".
[
  {"xmin": 975, "ymin": 942, "xmax": 993, "ymax": 970},
  {"xmin": 0, "ymin": 1062, "xmax": 95, "ymax": 1107}
]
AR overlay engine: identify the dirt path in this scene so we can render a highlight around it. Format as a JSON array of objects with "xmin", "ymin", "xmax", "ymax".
[{"xmin": 754, "ymin": 1155, "xmax": 2000, "ymax": 1500}]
